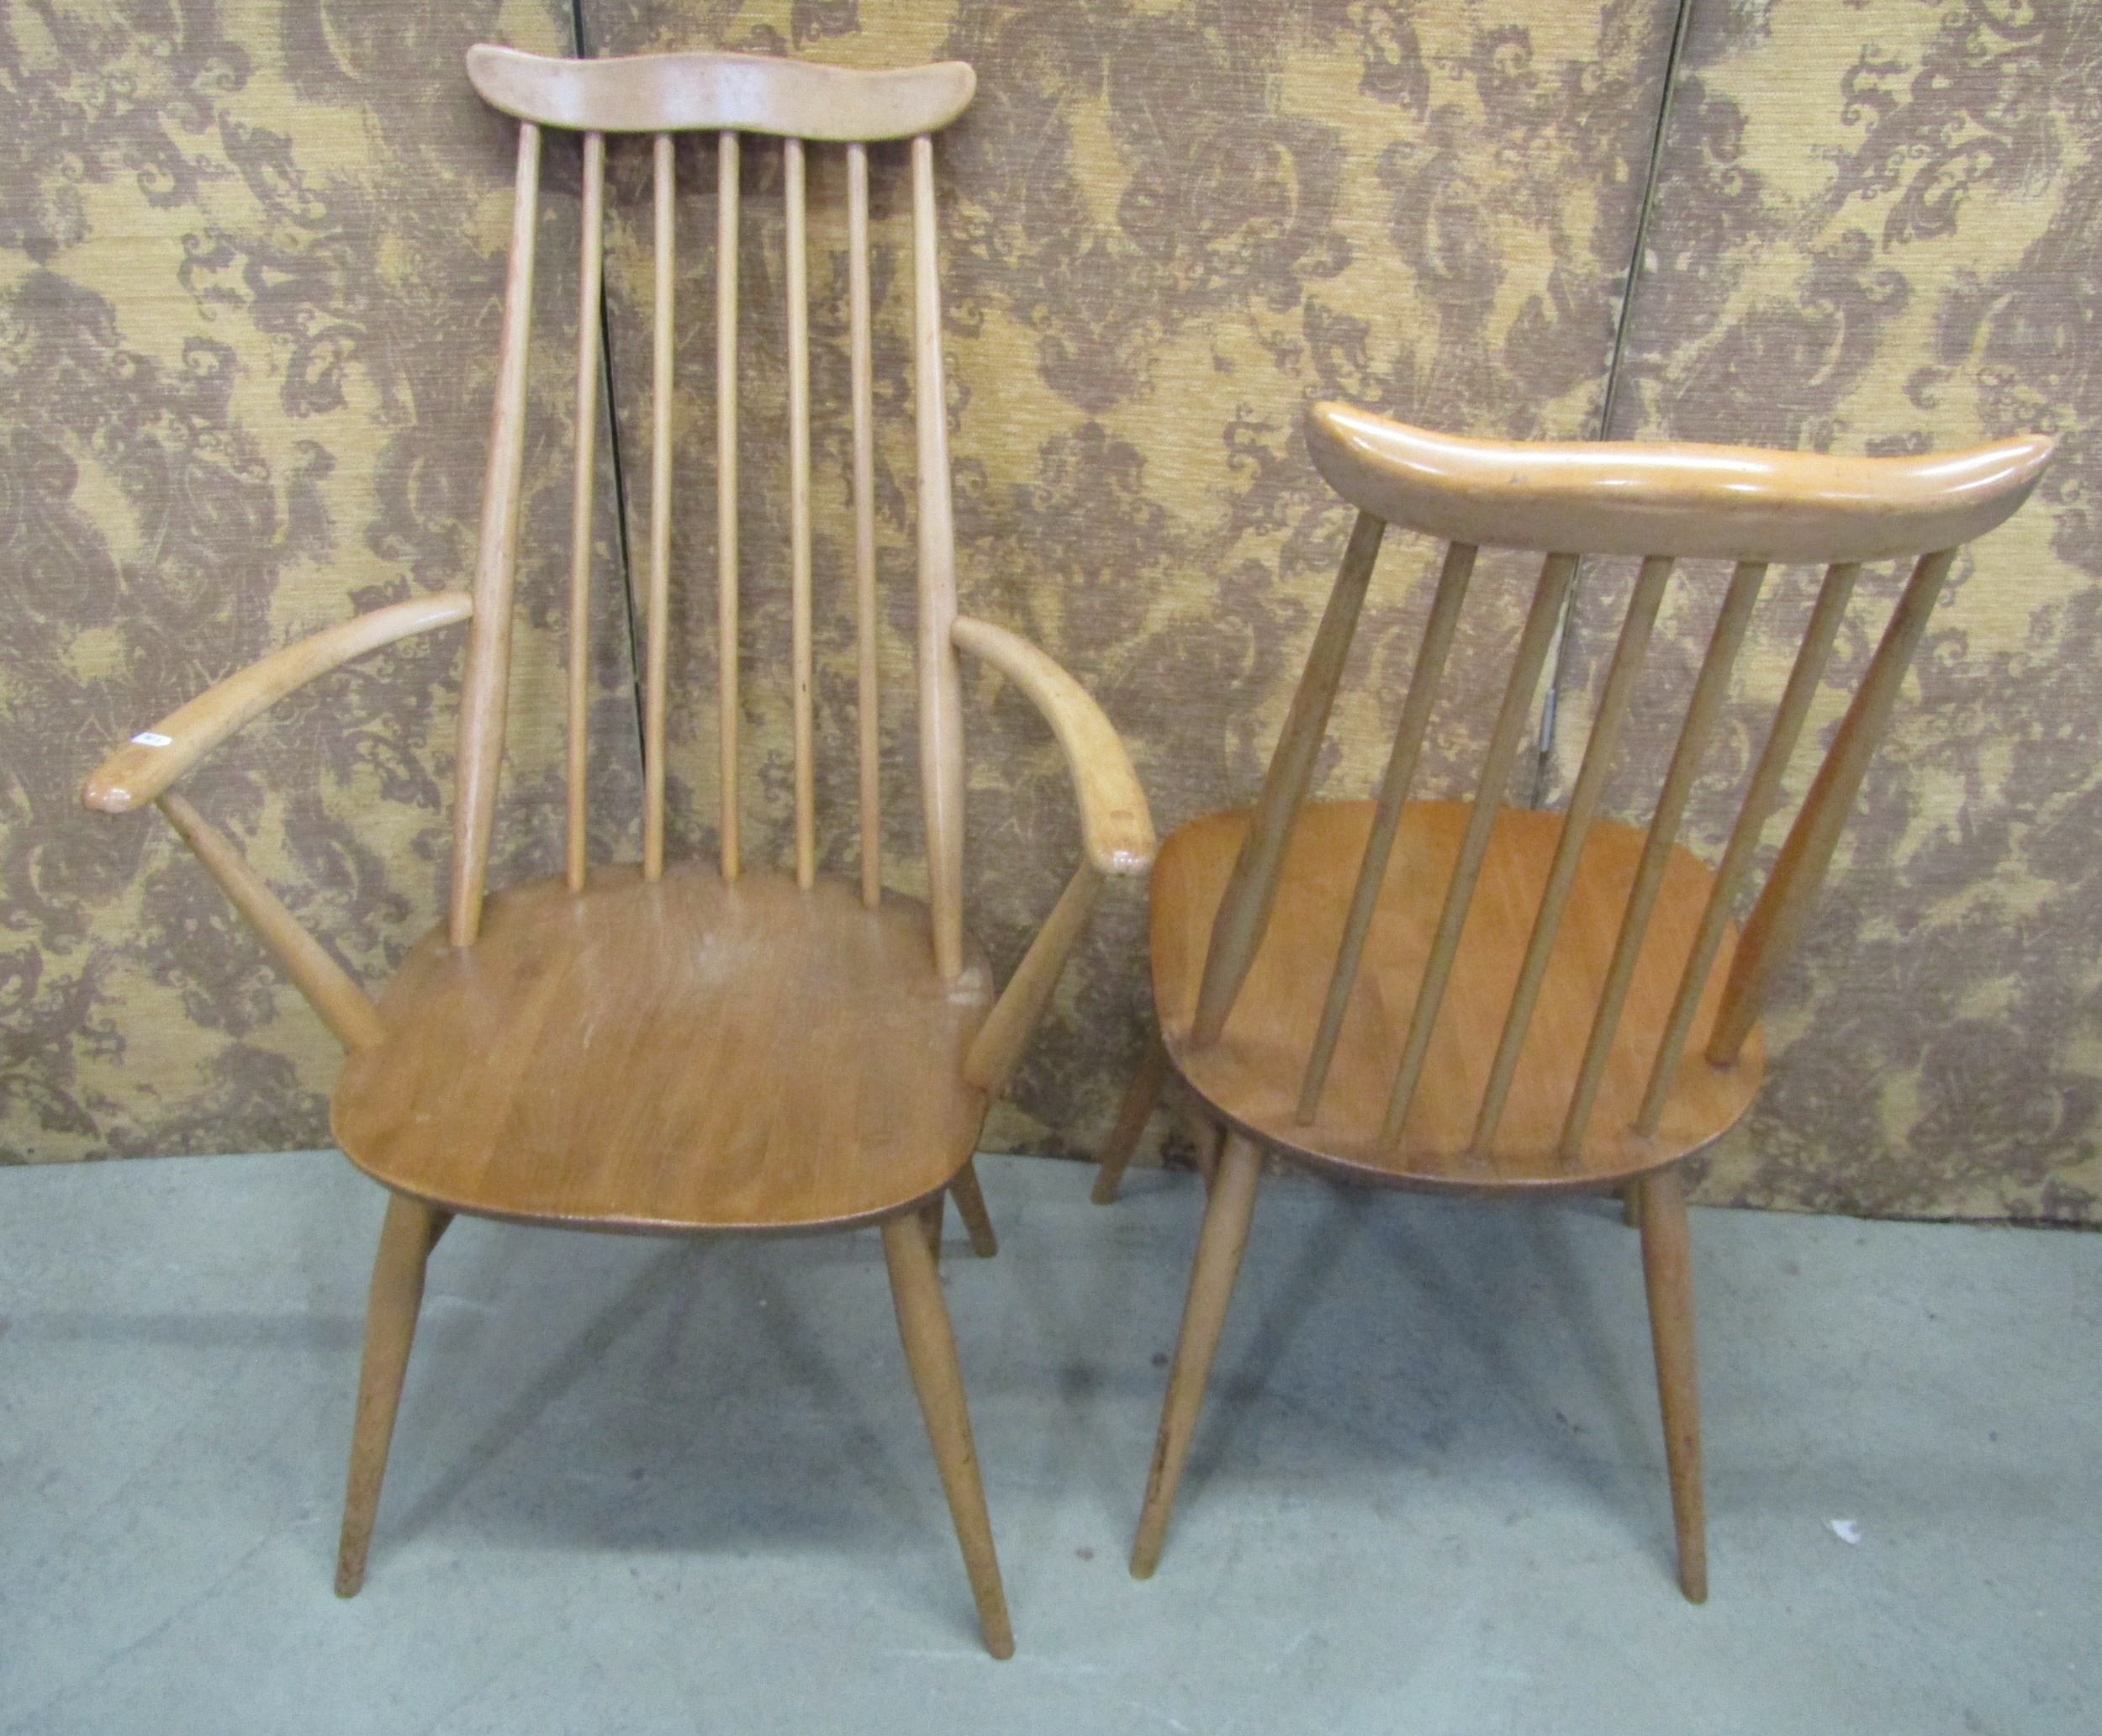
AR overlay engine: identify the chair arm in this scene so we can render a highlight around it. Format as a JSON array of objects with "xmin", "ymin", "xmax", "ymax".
[
  {"xmin": 82, "ymin": 592, "xmax": 474, "ymax": 814},
  {"xmin": 950, "ymin": 615, "xmax": 1155, "ymax": 876}
]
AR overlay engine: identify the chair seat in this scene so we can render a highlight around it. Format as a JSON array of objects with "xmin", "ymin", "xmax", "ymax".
[
  {"xmin": 1153, "ymin": 801, "xmax": 1764, "ymax": 1190},
  {"xmin": 334, "ymin": 867, "xmax": 995, "ymax": 1232}
]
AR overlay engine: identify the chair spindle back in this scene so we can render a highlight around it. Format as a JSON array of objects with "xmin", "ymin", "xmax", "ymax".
[
  {"xmin": 451, "ymin": 46, "xmax": 976, "ymax": 979},
  {"xmin": 1198, "ymin": 401, "xmax": 2053, "ymax": 1162}
]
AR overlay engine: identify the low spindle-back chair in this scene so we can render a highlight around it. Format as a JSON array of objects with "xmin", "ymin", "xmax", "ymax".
[
  {"xmin": 83, "ymin": 45, "xmax": 1157, "ymax": 1659},
  {"xmin": 1096, "ymin": 399, "xmax": 2050, "ymax": 1598}
]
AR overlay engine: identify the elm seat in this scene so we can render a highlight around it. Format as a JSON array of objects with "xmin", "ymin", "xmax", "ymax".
[
  {"xmin": 1151, "ymin": 801, "xmax": 1762, "ymax": 1189},
  {"xmin": 335, "ymin": 868, "xmax": 994, "ymax": 1234}
]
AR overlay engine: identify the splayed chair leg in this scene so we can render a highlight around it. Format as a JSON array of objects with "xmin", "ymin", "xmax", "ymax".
[
  {"xmin": 1636, "ymin": 1163, "xmax": 1709, "ymax": 1602},
  {"xmin": 335, "ymin": 1191, "xmax": 444, "ymax": 1596},
  {"xmin": 948, "ymin": 1158, "xmax": 998, "ymax": 1258},
  {"xmin": 1094, "ymin": 1027, "xmax": 1170, "ymax": 1204},
  {"xmin": 880, "ymin": 1212, "xmax": 1014, "ymax": 1659},
  {"xmin": 1129, "ymin": 1131, "xmax": 1264, "ymax": 1578}
]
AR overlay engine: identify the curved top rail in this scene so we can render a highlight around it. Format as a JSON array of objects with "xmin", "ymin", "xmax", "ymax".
[
  {"xmin": 467, "ymin": 44, "xmax": 975, "ymax": 140},
  {"xmin": 1305, "ymin": 401, "xmax": 2054, "ymax": 564}
]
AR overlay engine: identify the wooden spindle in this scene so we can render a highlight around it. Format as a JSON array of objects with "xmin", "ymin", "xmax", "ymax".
[
  {"xmin": 785, "ymin": 136, "xmax": 815, "ymax": 890},
  {"xmin": 1297, "ymin": 538, "xmax": 1474, "ymax": 1122},
  {"xmin": 448, "ymin": 120, "xmax": 540, "ymax": 947},
  {"xmin": 565, "ymin": 129, "xmax": 605, "ymax": 894},
  {"xmin": 1558, "ymin": 559, "xmax": 1767, "ymax": 1159},
  {"xmin": 848, "ymin": 141, "xmax": 880, "ymax": 909},
  {"xmin": 717, "ymin": 130, "xmax": 741, "ymax": 879},
  {"xmin": 963, "ymin": 861, "xmax": 1105, "ymax": 1100},
  {"xmin": 911, "ymin": 133, "xmax": 965, "ymax": 979},
  {"xmin": 642, "ymin": 131, "xmax": 674, "ymax": 882},
  {"xmin": 1380, "ymin": 551, "xmax": 1579, "ymax": 1152},
  {"xmin": 1707, "ymin": 548, "xmax": 1957, "ymax": 1065},
  {"xmin": 1193, "ymin": 510, "xmax": 1386, "ymax": 1046},
  {"xmin": 1471, "ymin": 555, "xmax": 1674, "ymax": 1154},
  {"xmin": 1635, "ymin": 562, "xmax": 1859, "ymax": 1132},
  {"xmin": 158, "ymin": 794, "xmax": 387, "ymax": 1052}
]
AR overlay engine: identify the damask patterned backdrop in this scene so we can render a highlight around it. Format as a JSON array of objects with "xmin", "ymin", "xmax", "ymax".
[{"xmin": 3, "ymin": 1, "xmax": 2094, "ymax": 1223}]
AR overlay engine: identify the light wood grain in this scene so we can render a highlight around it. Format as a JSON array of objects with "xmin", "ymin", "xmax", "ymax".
[
  {"xmin": 566, "ymin": 129, "xmax": 605, "ymax": 894},
  {"xmin": 1471, "ymin": 554, "xmax": 1673, "ymax": 1153},
  {"xmin": 1307, "ymin": 400, "xmax": 2054, "ymax": 563},
  {"xmin": 785, "ymin": 135, "xmax": 816, "ymax": 889},
  {"xmin": 1709, "ymin": 548, "xmax": 1958, "ymax": 1065},
  {"xmin": 335, "ymin": 868, "xmax": 995, "ymax": 1233},
  {"xmin": 1093, "ymin": 1026, "xmax": 1170, "ymax": 1205},
  {"xmin": 913, "ymin": 134, "xmax": 966, "ymax": 979},
  {"xmin": 1299, "ymin": 539, "xmax": 1475, "ymax": 1122},
  {"xmin": 880, "ymin": 1212, "xmax": 1014, "ymax": 1658},
  {"xmin": 1194, "ymin": 511, "xmax": 1385, "ymax": 1046},
  {"xmin": 1154, "ymin": 804, "xmax": 1763, "ymax": 1187},
  {"xmin": 1131, "ymin": 1132, "xmax": 1263, "ymax": 1579},
  {"xmin": 964, "ymin": 862, "xmax": 1103, "ymax": 1099},
  {"xmin": 948, "ymin": 1158, "xmax": 997, "ymax": 1259},
  {"xmin": 450, "ymin": 121, "xmax": 541, "ymax": 948},
  {"xmin": 1558, "ymin": 560, "xmax": 1766, "ymax": 1158},
  {"xmin": 642, "ymin": 131, "xmax": 674, "ymax": 882},
  {"xmin": 156, "ymin": 793, "xmax": 387, "ymax": 1053},
  {"xmin": 1636, "ymin": 560, "xmax": 1859, "ymax": 1132},
  {"xmin": 716, "ymin": 129, "xmax": 741, "ymax": 880},
  {"xmin": 335, "ymin": 1192, "xmax": 441, "ymax": 1596},
  {"xmin": 1636, "ymin": 1165, "xmax": 1707, "ymax": 1602},
  {"xmin": 848, "ymin": 140, "xmax": 881, "ymax": 910},
  {"xmin": 82, "ymin": 593, "xmax": 473, "ymax": 814},
  {"xmin": 1381, "ymin": 551, "xmax": 1578, "ymax": 1151},
  {"xmin": 468, "ymin": 44, "xmax": 974, "ymax": 142},
  {"xmin": 951, "ymin": 615, "xmax": 1156, "ymax": 876}
]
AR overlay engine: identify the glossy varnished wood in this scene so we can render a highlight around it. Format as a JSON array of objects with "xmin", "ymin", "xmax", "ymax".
[
  {"xmin": 1306, "ymin": 400, "xmax": 2053, "ymax": 563},
  {"xmin": 1151, "ymin": 803, "xmax": 1763, "ymax": 1188},
  {"xmin": 467, "ymin": 44, "xmax": 974, "ymax": 141},
  {"xmin": 335, "ymin": 868, "xmax": 994, "ymax": 1233}
]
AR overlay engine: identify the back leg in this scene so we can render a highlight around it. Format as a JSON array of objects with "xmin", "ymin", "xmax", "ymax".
[
  {"xmin": 335, "ymin": 1191, "xmax": 445, "ymax": 1596},
  {"xmin": 1093, "ymin": 1027, "xmax": 1170, "ymax": 1204},
  {"xmin": 948, "ymin": 1158, "xmax": 998, "ymax": 1258}
]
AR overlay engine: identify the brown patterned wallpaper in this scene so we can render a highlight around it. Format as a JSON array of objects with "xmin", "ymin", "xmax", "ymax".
[
  {"xmin": 1551, "ymin": 0, "xmax": 2102, "ymax": 1221},
  {"xmin": 4, "ymin": 2, "xmax": 2091, "ymax": 1222}
]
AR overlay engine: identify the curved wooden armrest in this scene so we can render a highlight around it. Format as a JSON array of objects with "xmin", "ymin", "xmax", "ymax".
[
  {"xmin": 82, "ymin": 592, "xmax": 474, "ymax": 815},
  {"xmin": 950, "ymin": 615, "xmax": 1155, "ymax": 877}
]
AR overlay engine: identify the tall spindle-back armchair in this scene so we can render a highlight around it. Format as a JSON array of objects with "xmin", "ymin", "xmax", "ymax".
[
  {"xmin": 82, "ymin": 45, "xmax": 1156, "ymax": 1660},
  {"xmin": 1096, "ymin": 400, "xmax": 2050, "ymax": 1600}
]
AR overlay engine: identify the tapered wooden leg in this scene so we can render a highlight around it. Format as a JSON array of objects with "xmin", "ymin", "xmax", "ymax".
[
  {"xmin": 335, "ymin": 1192, "xmax": 443, "ymax": 1597},
  {"xmin": 1093, "ymin": 1027, "xmax": 1170, "ymax": 1204},
  {"xmin": 1130, "ymin": 1132, "xmax": 1264, "ymax": 1579},
  {"xmin": 1182, "ymin": 1096, "xmax": 1224, "ymax": 1196},
  {"xmin": 1620, "ymin": 1185, "xmax": 1640, "ymax": 1227},
  {"xmin": 918, "ymin": 1190, "xmax": 946, "ymax": 1263},
  {"xmin": 1636, "ymin": 1163, "xmax": 1708, "ymax": 1603},
  {"xmin": 948, "ymin": 1159, "xmax": 998, "ymax": 1258},
  {"xmin": 879, "ymin": 1214, "xmax": 1014, "ymax": 1659}
]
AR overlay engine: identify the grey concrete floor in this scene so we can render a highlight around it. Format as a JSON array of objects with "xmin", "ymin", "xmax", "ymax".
[{"xmin": 0, "ymin": 1150, "xmax": 2094, "ymax": 1734}]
